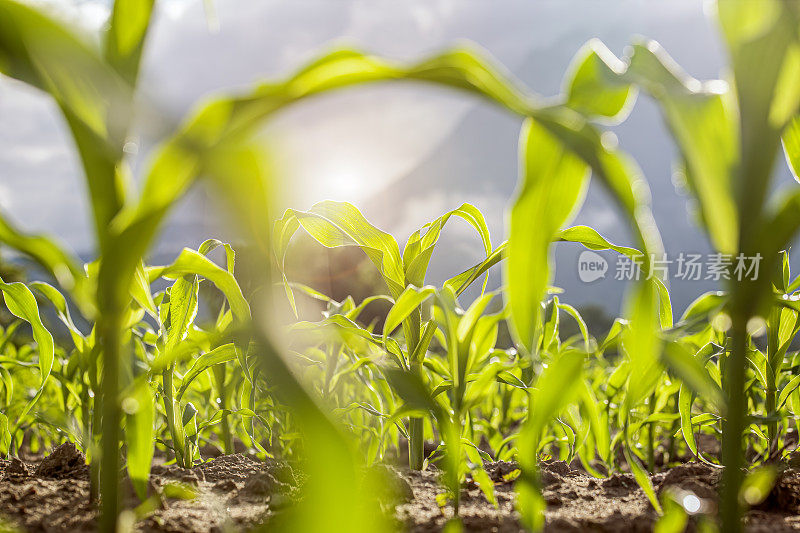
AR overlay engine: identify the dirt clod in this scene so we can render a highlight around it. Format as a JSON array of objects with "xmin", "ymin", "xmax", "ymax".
[
  {"xmin": 541, "ymin": 460, "xmax": 572, "ymax": 477},
  {"xmin": 485, "ymin": 461, "xmax": 519, "ymax": 483},
  {"xmin": 4, "ymin": 458, "xmax": 30, "ymax": 479},
  {"xmin": 33, "ymin": 442, "xmax": 88, "ymax": 480},
  {"xmin": 195, "ymin": 453, "xmax": 260, "ymax": 483},
  {"xmin": 601, "ymin": 473, "xmax": 638, "ymax": 492},
  {"xmin": 242, "ymin": 472, "xmax": 281, "ymax": 497},
  {"xmin": 756, "ymin": 469, "xmax": 800, "ymax": 513}
]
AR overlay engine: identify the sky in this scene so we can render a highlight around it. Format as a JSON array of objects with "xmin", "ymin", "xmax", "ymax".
[{"xmin": 1, "ymin": 0, "xmax": 780, "ymax": 316}]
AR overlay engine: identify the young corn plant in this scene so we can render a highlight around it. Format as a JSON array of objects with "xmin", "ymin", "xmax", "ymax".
[
  {"xmin": 144, "ymin": 240, "xmax": 250, "ymax": 468},
  {"xmin": 275, "ymin": 201, "xmax": 493, "ymax": 469},
  {"xmin": 564, "ymin": 4, "xmax": 800, "ymax": 528},
  {"xmin": 0, "ymin": 282, "xmax": 55, "ymax": 455},
  {"xmin": 384, "ymin": 286, "xmax": 509, "ymax": 522}
]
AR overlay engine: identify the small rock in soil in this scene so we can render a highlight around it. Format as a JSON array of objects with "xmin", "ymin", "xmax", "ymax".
[
  {"xmin": 179, "ymin": 468, "xmax": 205, "ymax": 485},
  {"xmin": 152, "ymin": 464, "xmax": 206, "ymax": 485},
  {"xmin": 34, "ymin": 442, "xmax": 88, "ymax": 479}
]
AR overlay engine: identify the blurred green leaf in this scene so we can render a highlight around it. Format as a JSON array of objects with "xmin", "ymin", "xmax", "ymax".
[
  {"xmin": 507, "ymin": 118, "xmax": 589, "ymax": 354},
  {"xmin": 626, "ymin": 40, "xmax": 737, "ymax": 254},
  {"xmin": 124, "ymin": 376, "xmax": 154, "ymax": 501},
  {"xmin": 566, "ymin": 39, "xmax": 635, "ymax": 122}
]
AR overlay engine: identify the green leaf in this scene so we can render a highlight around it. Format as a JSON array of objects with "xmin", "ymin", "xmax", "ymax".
[
  {"xmin": 566, "ymin": 39, "xmax": 635, "ymax": 123},
  {"xmin": 739, "ymin": 466, "xmax": 778, "ymax": 506},
  {"xmin": 655, "ymin": 492, "xmax": 688, "ymax": 533},
  {"xmin": 625, "ymin": 40, "xmax": 738, "ymax": 254},
  {"xmin": 625, "ymin": 444, "xmax": 662, "ymax": 514},
  {"xmin": 147, "ymin": 248, "xmax": 249, "ymax": 326},
  {"xmin": 0, "ymin": 212, "xmax": 89, "ymax": 305},
  {"xmin": 403, "ymin": 203, "xmax": 492, "ymax": 289},
  {"xmin": 445, "ymin": 242, "xmax": 506, "ymax": 296},
  {"xmin": 0, "ymin": 0, "xmax": 133, "ymax": 253},
  {"xmin": 464, "ymin": 443, "xmax": 497, "ymax": 507},
  {"xmin": 580, "ymin": 381, "xmax": 610, "ymax": 463},
  {"xmin": 662, "ymin": 341, "xmax": 724, "ymax": 407},
  {"xmin": 558, "ymin": 225, "xmax": 641, "ymax": 259},
  {"xmin": 757, "ymin": 188, "xmax": 800, "ymax": 261},
  {"xmin": 678, "ymin": 385, "xmax": 699, "ymax": 457},
  {"xmin": 103, "ymin": 0, "xmax": 155, "ymax": 84},
  {"xmin": 131, "ymin": 261, "xmax": 158, "ymax": 320},
  {"xmin": 282, "ymin": 201, "xmax": 406, "ymax": 298},
  {"xmin": 30, "ymin": 281, "xmax": 85, "ymax": 352},
  {"xmin": 124, "ymin": 376, "xmax": 154, "ymax": 500},
  {"xmin": 516, "ymin": 350, "xmax": 584, "ymax": 531},
  {"xmin": 0, "ymin": 413, "xmax": 11, "ymax": 456},
  {"xmin": 383, "ymin": 286, "xmax": 435, "ymax": 339},
  {"xmin": 506, "ymin": 118, "xmax": 589, "ymax": 354},
  {"xmin": 622, "ymin": 281, "xmax": 662, "ymax": 414},
  {"xmin": 0, "ymin": 0, "xmax": 129, "ymax": 141},
  {"xmin": 782, "ymin": 115, "xmax": 800, "ymax": 183},
  {"xmin": 182, "ymin": 402, "xmax": 198, "ymax": 435},
  {"xmin": 778, "ymin": 374, "xmax": 800, "ymax": 410},
  {"xmin": 165, "ymin": 275, "xmax": 199, "ymax": 355},
  {"xmin": 176, "ymin": 343, "xmax": 239, "ymax": 401},
  {"xmin": 0, "ymin": 278, "xmax": 54, "ymax": 386},
  {"xmin": 718, "ymin": 0, "xmax": 800, "ymax": 244}
]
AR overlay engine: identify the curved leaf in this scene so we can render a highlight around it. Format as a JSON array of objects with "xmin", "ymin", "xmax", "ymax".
[{"xmin": 0, "ymin": 278, "xmax": 54, "ymax": 386}]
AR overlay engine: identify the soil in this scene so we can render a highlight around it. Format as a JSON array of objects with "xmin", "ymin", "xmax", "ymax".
[{"xmin": 3, "ymin": 444, "xmax": 800, "ymax": 531}]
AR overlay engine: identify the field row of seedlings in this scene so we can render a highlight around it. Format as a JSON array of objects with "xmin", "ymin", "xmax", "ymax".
[{"xmin": 3, "ymin": 0, "xmax": 800, "ymax": 531}]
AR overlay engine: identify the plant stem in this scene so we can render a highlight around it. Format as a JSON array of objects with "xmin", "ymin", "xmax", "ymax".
[
  {"xmin": 766, "ymin": 387, "xmax": 777, "ymax": 451},
  {"xmin": 98, "ymin": 314, "xmax": 122, "ymax": 533},
  {"xmin": 647, "ymin": 392, "xmax": 655, "ymax": 472},
  {"xmin": 720, "ymin": 309, "xmax": 749, "ymax": 533},
  {"xmin": 766, "ymin": 305, "xmax": 781, "ymax": 451},
  {"xmin": 85, "ymin": 384, "xmax": 99, "ymax": 502},
  {"xmin": 213, "ymin": 364, "xmax": 233, "ymax": 455},
  {"xmin": 162, "ymin": 366, "xmax": 187, "ymax": 468},
  {"xmin": 408, "ymin": 416, "xmax": 425, "ymax": 470},
  {"xmin": 404, "ymin": 309, "xmax": 424, "ymax": 470},
  {"xmin": 667, "ymin": 394, "xmax": 677, "ymax": 465}
]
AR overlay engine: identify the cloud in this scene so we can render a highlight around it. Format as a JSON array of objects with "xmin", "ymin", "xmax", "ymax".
[
  {"xmin": 1, "ymin": 0, "xmax": 720, "ymax": 307},
  {"xmin": 0, "ymin": 183, "xmax": 11, "ymax": 211}
]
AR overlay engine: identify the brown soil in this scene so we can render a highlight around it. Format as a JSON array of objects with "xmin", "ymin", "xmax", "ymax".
[{"xmin": 3, "ymin": 445, "xmax": 800, "ymax": 531}]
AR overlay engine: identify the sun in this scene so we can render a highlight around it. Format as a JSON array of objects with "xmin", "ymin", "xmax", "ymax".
[{"xmin": 324, "ymin": 165, "xmax": 366, "ymax": 200}]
